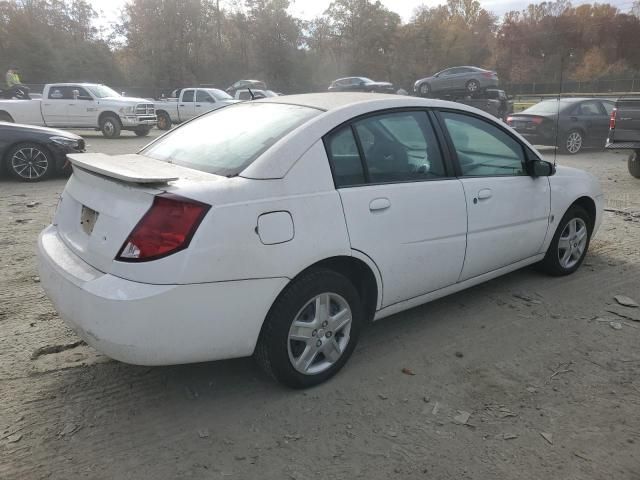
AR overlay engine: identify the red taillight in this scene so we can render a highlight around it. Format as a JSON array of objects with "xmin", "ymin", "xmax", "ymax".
[
  {"xmin": 506, "ymin": 116, "xmax": 514, "ymax": 125},
  {"xmin": 610, "ymin": 108, "xmax": 617, "ymax": 129},
  {"xmin": 482, "ymin": 71, "xmax": 496, "ymax": 78},
  {"xmin": 531, "ymin": 116, "xmax": 544, "ymax": 125},
  {"xmin": 116, "ymin": 193, "xmax": 210, "ymax": 262}
]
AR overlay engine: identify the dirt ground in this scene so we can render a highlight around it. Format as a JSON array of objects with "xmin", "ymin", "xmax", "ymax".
[{"xmin": 1, "ymin": 130, "xmax": 639, "ymax": 479}]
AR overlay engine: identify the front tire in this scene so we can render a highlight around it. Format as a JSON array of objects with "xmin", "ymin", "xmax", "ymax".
[
  {"xmin": 134, "ymin": 126, "xmax": 151, "ymax": 137},
  {"xmin": 100, "ymin": 115, "xmax": 121, "ymax": 139},
  {"xmin": 5, "ymin": 143, "xmax": 53, "ymax": 182},
  {"xmin": 539, "ymin": 205, "xmax": 592, "ymax": 276},
  {"xmin": 628, "ymin": 150, "xmax": 640, "ymax": 178},
  {"xmin": 156, "ymin": 112, "xmax": 172, "ymax": 130},
  {"xmin": 560, "ymin": 130, "xmax": 584, "ymax": 155},
  {"xmin": 255, "ymin": 269, "xmax": 363, "ymax": 388},
  {"xmin": 419, "ymin": 83, "xmax": 431, "ymax": 97}
]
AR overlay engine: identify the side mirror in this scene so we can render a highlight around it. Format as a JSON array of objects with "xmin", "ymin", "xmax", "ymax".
[
  {"xmin": 72, "ymin": 90, "xmax": 79, "ymax": 100},
  {"xmin": 529, "ymin": 159, "xmax": 555, "ymax": 177}
]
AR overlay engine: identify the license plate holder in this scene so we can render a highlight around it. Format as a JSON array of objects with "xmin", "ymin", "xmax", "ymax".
[{"xmin": 80, "ymin": 205, "xmax": 99, "ymax": 235}]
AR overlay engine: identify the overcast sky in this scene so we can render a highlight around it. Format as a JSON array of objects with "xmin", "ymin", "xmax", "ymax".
[{"xmin": 91, "ymin": 0, "xmax": 634, "ymax": 28}]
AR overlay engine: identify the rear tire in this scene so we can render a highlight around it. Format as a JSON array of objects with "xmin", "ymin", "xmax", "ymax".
[
  {"xmin": 255, "ymin": 269, "xmax": 363, "ymax": 389},
  {"xmin": 560, "ymin": 130, "xmax": 584, "ymax": 155},
  {"xmin": 539, "ymin": 205, "xmax": 592, "ymax": 276},
  {"xmin": 100, "ymin": 115, "xmax": 121, "ymax": 139},
  {"xmin": 466, "ymin": 79, "xmax": 480, "ymax": 93},
  {"xmin": 628, "ymin": 150, "xmax": 640, "ymax": 178},
  {"xmin": 5, "ymin": 143, "xmax": 53, "ymax": 182},
  {"xmin": 156, "ymin": 112, "xmax": 172, "ymax": 130}
]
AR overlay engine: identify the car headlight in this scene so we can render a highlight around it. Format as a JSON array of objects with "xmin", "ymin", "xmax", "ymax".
[
  {"xmin": 50, "ymin": 136, "xmax": 79, "ymax": 148},
  {"xmin": 119, "ymin": 106, "xmax": 135, "ymax": 115}
]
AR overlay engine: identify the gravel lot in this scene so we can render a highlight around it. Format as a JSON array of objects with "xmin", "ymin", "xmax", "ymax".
[{"xmin": 1, "ymin": 130, "xmax": 639, "ymax": 479}]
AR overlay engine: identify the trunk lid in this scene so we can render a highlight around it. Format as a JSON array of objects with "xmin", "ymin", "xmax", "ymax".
[{"xmin": 55, "ymin": 153, "xmax": 218, "ymax": 275}]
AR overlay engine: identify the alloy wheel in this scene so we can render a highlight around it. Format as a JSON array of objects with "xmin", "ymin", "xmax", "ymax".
[
  {"xmin": 557, "ymin": 218, "xmax": 588, "ymax": 269},
  {"xmin": 566, "ymin": 131, "xmax": 583, "ymax": 154},
  {"xmin": 287, "ymin": 292, "xmax": 352, "ymax": 375},
  {"xmin": 11, "ymin": 147, "xmax": 49, "ymax": 180}
]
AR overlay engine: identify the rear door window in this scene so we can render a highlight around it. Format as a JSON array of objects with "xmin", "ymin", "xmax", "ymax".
[
  {"xmin": 325, "ymin": 127, "xmax": 366, "ymax": 187},
  {"xmin": 181, "ymin": 90, "xmax": 194, "ymax": 102}
]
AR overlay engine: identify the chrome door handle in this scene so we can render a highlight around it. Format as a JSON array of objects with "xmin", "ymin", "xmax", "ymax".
[
  {"xmin": 369, "ymin": 198, "xmax": 391, "ymax": 211},
  {"xmin": 477, "ymin": 189, "xmax": 492, "ymax": 200}
]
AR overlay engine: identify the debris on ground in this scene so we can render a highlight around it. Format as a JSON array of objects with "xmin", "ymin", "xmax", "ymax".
[
  {"xmin": 7, "ymin": 433, "xmax": 23, "ymax": 443},
  {"xmin": 401, "ymin": 367, "xmax": 416, "ymax": 376},
  {"xmin": 453, "ymin": 411, "xmax": 471, "ymax": 425},
  {"xmin": 549, "ymin": 361, "xmax": 574, "ymax": 381},
  {"xmin": 455, "ymin": 351, "xmax": 464, "ymax": 358},
  {"xmin": 377, "ymin": 393, "xmax": 388, "ymax": 400},
  {"xmin": 58, "ymin": 424, "xmax": 79, "ymax": 437},
  {"xmin": 32, "ymin": 276, "xmax": 40, "ymax": 282},
  {"xmin": 610, "ymin": 321, "xmax": 623, "ymax": 330},
  {"xmin": 540, "ymin": 432, "xmax": 553, "ymax": 445},
  {"xmin": 26, "ymin": 202, "xmax": 40, "ymax": 208},
  {"xmin": 31, "ymin": 340, "xmax": 86, "ymax": 359},
  {"xmin": 512, "ymin": 292, "xmax": 542, "ymax": 304},
  {"xmin": 423, "ymin": 395, "xmax": 431, "ymax": 403},
  {"xmin": 614, "ymin": 295, "xmax": 639, "ymax": 308},
  {"xmin": 606, "ymin": 308, "xmax": 640, "ymax": 322},
  {"xmin": 498, "ymin": 433, "xmax": 518, "ymax": 440},
  {"xmin": 573, "ymin": 451, "xmax": 592, "ymax": 462},
  {"xmin": 431, "ymin": 401, "xmax": 440, "ymax": 415},
  {"xmin": 198, "ymin": 429, "xmax": 209, "ymax": 439},
  {"xmin": 526, "ymin": 386, "xmax": 538, "ymax": 393}
]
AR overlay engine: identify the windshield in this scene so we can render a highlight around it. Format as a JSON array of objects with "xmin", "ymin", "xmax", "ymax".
[
  {"xmin": 206, "ymin": 88, "xmax": 233, "ymax": 101},
  {"xmin": 523, "ymin": 100, "xmax": 573, "ymax": 115},
  {"xmin": 85, "ymin": 85, "xmax": 120, "ymax": 98},
  {"xmin": 141, "ymin": 102, "xmax": 320, "ymax": 177}
]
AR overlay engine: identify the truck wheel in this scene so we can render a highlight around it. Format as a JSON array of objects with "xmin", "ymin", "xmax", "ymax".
[
  {"xmin": 629, "ymin": 150, "xmax": 640, "ymax": 179},
  {"xmin": 560, "ymin": 130, "xmax": 584, "ymax": 155},
  {"xmin": 156, "ymin": 112, "xmax": 172, "ymax": 130},
  {"xmin": 5, "ymin": 143, "xmax": 53, "ymax": 182},
  {"xmin": 134, "ymin": 126, "xmax": 151, "ymax": 137},
  {"xmin": 100, "ymin": 115, "xmax": 121, "ymax": 139}
]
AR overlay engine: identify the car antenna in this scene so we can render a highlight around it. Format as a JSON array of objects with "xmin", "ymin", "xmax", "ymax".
[
  {"xmin": 247, "ymin": 87, "xmax": 255, "ymax": 100},
  {"xmin": 552, "ymin": 51, "xmax": 570, "ymax": 167}
]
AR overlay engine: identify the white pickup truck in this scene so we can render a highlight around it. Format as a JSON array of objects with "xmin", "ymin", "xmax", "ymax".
[
  {"xmin": 0, "ymin": 83, "xmax": 157, "ymax": 138},
  {"xmin": 154, "ymin": 87, "xmax": 237, "ymax": 130}
]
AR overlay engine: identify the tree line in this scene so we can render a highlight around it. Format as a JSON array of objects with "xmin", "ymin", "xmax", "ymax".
[{"xmin": 1, "ymin": 0, "xmax": 640, "ymax": 94}]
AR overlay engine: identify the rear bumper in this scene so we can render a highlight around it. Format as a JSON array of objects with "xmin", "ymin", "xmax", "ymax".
[
  {"xmin": 605, "ymin": 142, "xmax": 640, "ymax": 150},
  {"xmin": 37, "ymin": 225, "xmax": 288, "ymax": 366}
]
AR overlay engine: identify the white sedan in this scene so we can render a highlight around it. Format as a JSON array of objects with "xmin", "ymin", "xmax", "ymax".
[{"xmin": 38, "ymin": 93, "xmax": 604, "ymax": 388}]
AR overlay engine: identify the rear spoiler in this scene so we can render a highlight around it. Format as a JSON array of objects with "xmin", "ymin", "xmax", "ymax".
[{"xmin": 67, "ymin": 153, "xmax": 212, "ymax": 184}]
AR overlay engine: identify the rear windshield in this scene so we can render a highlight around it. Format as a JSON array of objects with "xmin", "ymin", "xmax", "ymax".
[
  {"xmin": 524, "ymin": 100, "xmax": 573, "ymax": 115},
  {"xmin": 141, "ymin": 102, "xmax": 320, "ymax": 177}
]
